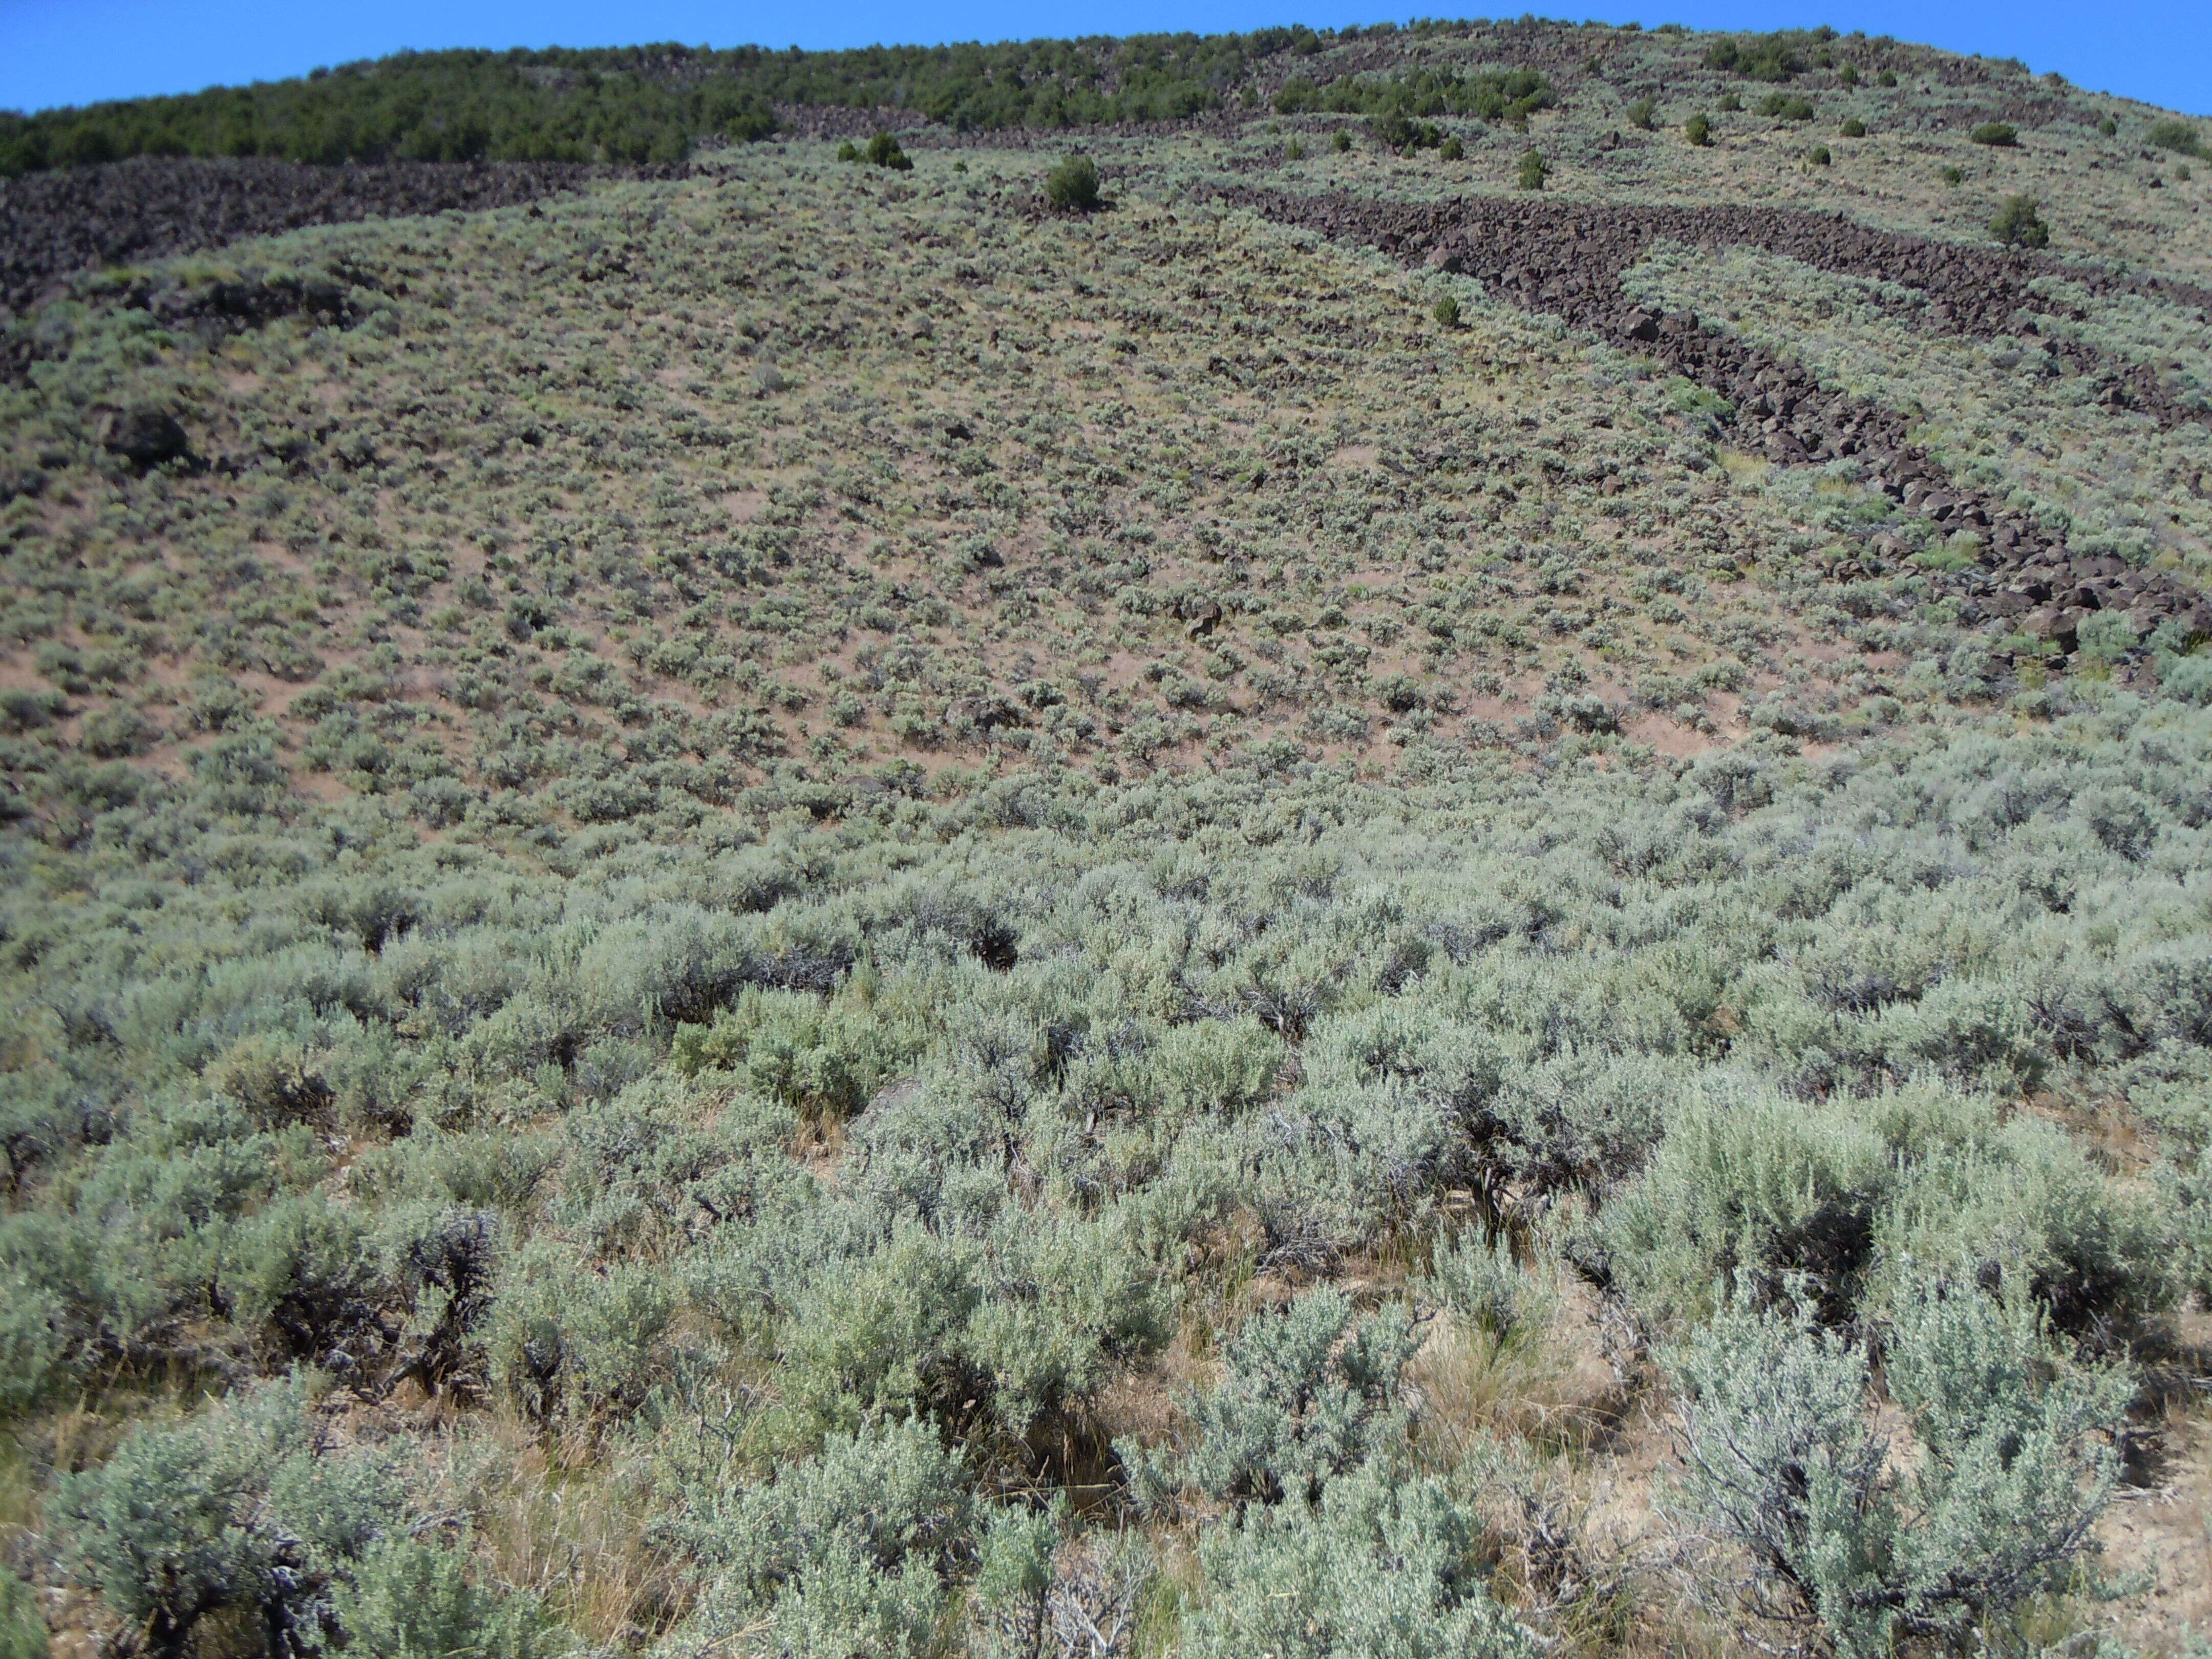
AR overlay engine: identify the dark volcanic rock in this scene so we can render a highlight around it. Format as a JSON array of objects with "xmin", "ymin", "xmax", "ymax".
[
  {"xmin": 1226, "ymin": 186, "xmax": 2206, "ymax": 647},
  {"xmin": 1229, "ymin": 188, "xmax": 2212, "ymax": 433},
  {"xmin": 98, "ymin": 407, "xmax": 190, "ymax": 471},
  {"xmin": 1, "ymin": 155, "xmax": 689, "ymax": 317}
]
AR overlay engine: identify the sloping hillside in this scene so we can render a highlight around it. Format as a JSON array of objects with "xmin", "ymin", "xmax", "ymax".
[{"xmin": 4, "ymin": 19, "xmax": 2212, "ymax": 1659}]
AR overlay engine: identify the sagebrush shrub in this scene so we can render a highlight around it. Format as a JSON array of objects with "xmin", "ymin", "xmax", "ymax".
[
  {"xmin": 0, "ymin": 1569, "xmax": 45, "ymax": 1659},
  {"xmin": 1129, "ymin": 1287, "xmax": 1415, "ymax": 1508},
  {"xmin": 675, "ymin": 1416, "xmax": 973, "ymax": 1659},
  {"xmin": 972, "ymin": 1500, "xmax": 1061, "ymax": 1656},
  {"xmin": 7, "ymin": 117, "xmax": 2212, "ymax": 1659},
  {"xmin": 1601, "ymin": 1076, "xmax": 1893, "ymax": 1326},
  {"xmin": 335, "ymin": 1536, "xmax": 566, "ymax": 1659},
  {"xmin": 1875, "ymin": 1111, "xmax": 2171, "ymax": 1345},
  {"xmin": 224, "ymin": 1195, "xmax": 380, "ymax": 1362},
  {"xmin": 671, "ymin": 985, "xmax": 917, "ymax": 1121},
  {"xmin": 1181, "ymin": 1461, "xmax": 1538, "ymax": 1659},
  {"xmin": 1427, "ymin": 1228, "xmax": 1552, "ymax": 1345},
  {"xmin": 777, "ymin": 1213, "xmax": 1162, "ymax": 1443},
  {"xmin": 1477, "ymin": 1047, "xmax": 1673, "ymax": 1198},
  {"xmin": 1667, "ymin": 1281, "xmax": 2128, "ymax": 1656},
  {"xmin": 486, "ymin": 1241, "xmax": 674, "ymax": 1422},
  {"xmin": 51, "ymin": 1379, "xmax": 401, "ymax": 1655}
]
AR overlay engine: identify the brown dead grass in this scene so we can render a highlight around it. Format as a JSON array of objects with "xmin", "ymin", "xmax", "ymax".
[
  {"xmin": 1413, "ymin": 1280, "xmax": 1631, "ymax": 1465},
  {"xmin": 455, "ymin": 1416, "xmax": 692, "ymax": 1647}
]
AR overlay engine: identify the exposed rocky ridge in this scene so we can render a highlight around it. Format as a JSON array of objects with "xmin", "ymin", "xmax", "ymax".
[
  {"xmin": 1230, "ymin": 185, "xmax": 2212, "ymax": 649},
  {"xmin": 1236, "ymin": 186, "xmax": 2212, "ymax": 418},
  {"xmin": 0, "ymin": 156, "xmax": 690, "ymax": 317}
]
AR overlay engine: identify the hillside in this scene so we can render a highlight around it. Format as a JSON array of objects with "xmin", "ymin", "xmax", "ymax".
[{"xmin": 4, "ymin": 17, "xmax": 2212, "ymax": 1659}]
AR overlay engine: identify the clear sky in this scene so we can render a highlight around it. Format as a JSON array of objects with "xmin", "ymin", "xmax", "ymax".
[{"xmin": 0, "ymin": 0, "xmax": 2203, "ymax": 118}]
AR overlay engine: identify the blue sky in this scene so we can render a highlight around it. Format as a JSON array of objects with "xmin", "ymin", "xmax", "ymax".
[{"xmin": 1, "ymin": 0, "xmax": 2203, "ymax": 117}]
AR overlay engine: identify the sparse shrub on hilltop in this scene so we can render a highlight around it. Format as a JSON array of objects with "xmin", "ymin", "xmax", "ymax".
[
  {"xmin": 1273, "ymin": 66, "xmax": 1553, "ymax": 129},
  {"xmin": 1704, "ymin": 29, "xmax": 1819, "ymax": 82},
  {"xmin": 2149, "ymin": 118, "xmax": 2206, "ymax": 157}
]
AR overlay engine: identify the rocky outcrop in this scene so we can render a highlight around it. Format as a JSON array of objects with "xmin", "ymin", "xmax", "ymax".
[
  {"xmin": 1233, "ymin": 188, "xmax": 2211, "ymax": 426},
  {"xmin": 97, "ymin": 406, "xmax": 190, "ymax": 471},
  {"xmin": 1, "ymin": 156, "xmax": 689, "ymax": 316},
  {"xmin": 1230, "ymin": 187, "xmax": 2212, "ymax": 646}
]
